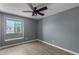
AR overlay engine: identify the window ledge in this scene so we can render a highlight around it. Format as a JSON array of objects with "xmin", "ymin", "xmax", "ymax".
[
  {"xmin": 6, "ymin": 32, "xmax": 23, "ymax": 34},
  {"xmin": 5, "ymin": 37, "xmax": 24, "ymax": 41}
]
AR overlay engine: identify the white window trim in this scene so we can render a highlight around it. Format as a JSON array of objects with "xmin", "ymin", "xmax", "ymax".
[
  {"xmin": 5, "ymin": 17, "xmax": 24, "ymax": 35},
  {"xmin": 3, "ymin": 16, "xmax": 24, "ymax": 41},
  {"xmin": 5, "ymin": 37, "xmax": 24, "ymax": 41}
]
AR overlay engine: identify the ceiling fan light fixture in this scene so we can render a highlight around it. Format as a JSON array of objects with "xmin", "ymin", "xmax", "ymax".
[{"xmin": 22, "ymin": 3, "xmax": 48, "ymax": 16}]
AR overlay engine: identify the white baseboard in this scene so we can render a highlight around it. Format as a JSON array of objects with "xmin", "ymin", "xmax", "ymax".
[
  {"xmin": 36, "ymin": 39, "xmax": 79, "ymax": 55},
  {"xmin": 0, "ymin": 39, "xmax": 36, "ymax": 49}
]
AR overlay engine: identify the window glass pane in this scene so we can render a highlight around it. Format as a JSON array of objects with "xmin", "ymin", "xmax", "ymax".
[
  {"xmin": 6, "ymin": 18, "xmax": 23, "ymax": 34},
  {"xmin": 15, "ymin": 21, "xmax": 22, "ymax": 33},
  {"xmin": 6, "ymin": 20, "xmax": 15, "ymax": 33}
]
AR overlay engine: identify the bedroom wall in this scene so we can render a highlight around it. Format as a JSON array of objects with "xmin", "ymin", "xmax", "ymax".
[
  {"xmin": 0, "ymin": 12, "xmax": 37, "ymax": 46},
  {"xmin": 37, "ymin": 6, "xmax": 79, "ymax": 53},
  {"xmin": 0, "ymin": 14, "xmax": 2, "ymax": 46}
]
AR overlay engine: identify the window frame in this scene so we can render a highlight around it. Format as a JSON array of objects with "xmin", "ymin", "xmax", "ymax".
[{"xmin": 5, "ymin": 17, "xmax": 24, "ymax": 34}]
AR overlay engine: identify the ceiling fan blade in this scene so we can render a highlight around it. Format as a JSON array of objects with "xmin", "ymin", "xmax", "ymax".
[
  {"xmin": 37, "ymin": 12, "xmax": 44, "ymax": 16},
  {"xmin": 23, "ymin": 11, "xmax": 32, "ymax": 12},
  {"xmin": 36, "ymin": 6, "xmax": 48, "ymax": 12},
  {"xmin": 28, "ymin": 3, "xmax": 34, "ymax": 10}
]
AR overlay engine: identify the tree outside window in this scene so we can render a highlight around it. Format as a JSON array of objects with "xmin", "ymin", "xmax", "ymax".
[{"xmin": 6, "ymin": 19, "xmax": 23, "ymax": 34}]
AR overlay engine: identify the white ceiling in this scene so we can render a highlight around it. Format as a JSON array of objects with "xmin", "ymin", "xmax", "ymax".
[{"xmin": 0, "ymin": 3, "xmax": 79, "ymax": 19}]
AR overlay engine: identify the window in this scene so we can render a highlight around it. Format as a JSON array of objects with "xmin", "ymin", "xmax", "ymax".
[{"xmin": 6, "ymin": 18, "xmax": 24, "ymax": 34}]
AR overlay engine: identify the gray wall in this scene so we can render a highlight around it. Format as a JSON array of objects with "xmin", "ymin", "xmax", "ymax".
[
  {"xmin": 38, "ymin": 6, "xmax": 79, "ymax": 53},
  {"xmin": 0, "ymin": 14, "xmax": 2, "ymax": 46},
  {"xmin": 5, "ymin": 33, "xmax": 24, "ymax": 40},
  {"xmin": 0, "ymin": 13, "xmax": 37, "ymax": 46}
]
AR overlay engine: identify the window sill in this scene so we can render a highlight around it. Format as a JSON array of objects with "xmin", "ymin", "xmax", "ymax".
[
  {"xmin": 6, "ymin": 32, "xmax": 23, "ymax": 34},
  {"xmin": 5, "ymin": 37, "xmax": 24, "ymax": 41}
]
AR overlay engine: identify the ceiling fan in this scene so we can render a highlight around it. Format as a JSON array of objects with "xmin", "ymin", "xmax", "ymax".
[{"xmin": 22, "ymin": 3, "xmax": 48, "ymax": 16}]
